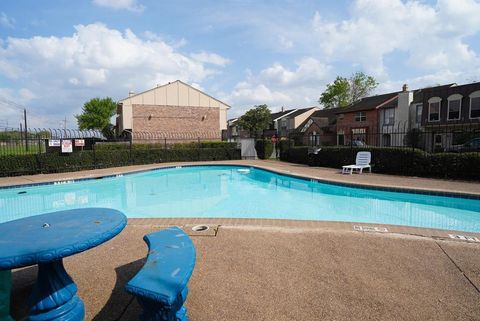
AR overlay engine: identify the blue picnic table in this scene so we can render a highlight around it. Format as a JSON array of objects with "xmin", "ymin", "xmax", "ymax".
[{"xmin": 0, "ymin": 208, "xmax": 127, "ymax": 321}]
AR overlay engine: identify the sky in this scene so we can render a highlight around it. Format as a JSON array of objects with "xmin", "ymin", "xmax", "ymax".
[{"xmin": 0, "ymin": 0, "xmax": 479, "ymax": 129}]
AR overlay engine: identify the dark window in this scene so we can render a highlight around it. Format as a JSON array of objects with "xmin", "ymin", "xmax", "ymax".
[
  {"xmin": 383, "ymin": 108, "xmax": 395, "ymax": 125},
  {"xmin": 355, "ymin": 112, "xmax": 366, "ymax": 122},
  {"xmin": 338, "ymin": 134, "xmax": 344, "ymax": 145},
  {"xmin": 471, "ymin": 97, "xmax": 480, "ymax": 118},
  {"xmin": 429, "ymin": 102, "xmax": 440, "ymax": 121},
  {"xmin": 416, "ymin": 104, "xmax": 423, "ymax": 124},
  {"xmin": 448, "ymin": 100, "xmax": 461, "ymax": 120}
]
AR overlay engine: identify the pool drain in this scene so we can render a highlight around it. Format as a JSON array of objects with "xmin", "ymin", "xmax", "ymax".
[{"xmin": 192, "ymin": 225, "xmax": 209, "ymax": 232}]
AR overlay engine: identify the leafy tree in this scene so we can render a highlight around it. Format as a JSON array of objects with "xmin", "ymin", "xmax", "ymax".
[
  {"xmin": 237, "ymin": 104, "xmax": 272, "ymax": 138},
  {"xmin": 319, "ymin": 72, "xmax": 378, "ymax": 108},
  {"xmin": 76, "ymin": 97, "xmax": 117, "ymax": 138}
]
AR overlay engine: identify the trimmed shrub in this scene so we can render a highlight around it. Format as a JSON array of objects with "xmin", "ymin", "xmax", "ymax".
[
  {"xmin": 0, "ymin": 144, "xmax": 241, "ymax": 177},
  {"xmin": 254, "ymin": 139, "xmax": 273, "ymax": 159},
  {"xmin": 280, "ymin": 145, "xmax": 480, "ymax": 180}
]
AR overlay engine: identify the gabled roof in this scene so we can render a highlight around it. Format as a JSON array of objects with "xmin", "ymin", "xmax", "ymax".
[
  {"xmin": 335, "ymin": 92, "xmax": 399, "ymax": 113},
  {"xmin": 286, "ymin": 107, "xmax": 318, "ymax": 118},
  {"xmin": 118, "ymin": 80, "xmax": 231, "ymax": 108},
  {"xmin": 271, "ymin": 109, "xmax": 296, "ymax": 121},
  {"xmin": 296, "ymin": 107, "xmax": 341, "ymax": 133},
  {"xmin": 376, "ymin": 96, "xmax": 398, "ymax": 109}
]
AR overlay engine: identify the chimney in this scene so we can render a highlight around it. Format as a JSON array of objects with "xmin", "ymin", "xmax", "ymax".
[
  {"xmin": 402, "ymin": 84, "xmax": 408, "ymax": 92},
  {"xmin": 128, "ymin": 91, "xmax": 135, "ymax": 97},
  {"xmin": 281, "ymin": 106, "xmax": 284, "ymax": 112}
]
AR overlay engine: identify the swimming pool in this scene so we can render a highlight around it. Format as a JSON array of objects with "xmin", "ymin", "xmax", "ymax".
[{"xmin": 1, "ymin": 165, "xmax": 479, "ymax": 232}]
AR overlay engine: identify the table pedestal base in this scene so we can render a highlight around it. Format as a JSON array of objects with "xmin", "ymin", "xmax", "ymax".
[
  {"xmin": 0, "ymin": 270, "xmax": 13, "ymax": 321},
  {"xmin": 28, "ymin": 260, "xmax": 84, "ymax": 321}
]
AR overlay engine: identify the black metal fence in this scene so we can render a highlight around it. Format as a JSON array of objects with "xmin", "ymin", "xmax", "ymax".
[
  {"xmin": 0, "ymin": 128, "xmax": 224, "ymax": 157},
  {"xmin": 291, "ymin": 122, "xmax": 480, "ymax": 155},
  {"xmin": 0, "ymin": 127, "xmax": 105, "ymax": 156}
]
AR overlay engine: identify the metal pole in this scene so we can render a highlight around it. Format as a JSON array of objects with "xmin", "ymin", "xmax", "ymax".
[{"xmin": 24, "ymin": 109, "xmax": 28, "ymax": 152}]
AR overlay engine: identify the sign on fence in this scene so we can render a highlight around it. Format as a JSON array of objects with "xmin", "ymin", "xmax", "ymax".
[
  {"xmin": 74, "ymin": 139, "xmax": 85, "ymax": 147},
  {"xmin": 61, "ymin": 139, "xmax": 73, "ymax": 153},
  {"xmin": 48, "ymin": 139, "xmax": 61, "ymax": 147}
]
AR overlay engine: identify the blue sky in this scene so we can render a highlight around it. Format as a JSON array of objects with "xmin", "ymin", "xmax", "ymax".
[{"xmin": 0, "ymin": 0, "xmax": 479, "ymax": 128}]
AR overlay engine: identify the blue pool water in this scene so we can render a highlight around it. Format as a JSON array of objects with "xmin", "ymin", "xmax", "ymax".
[{"xmin": 0, "ymin": 165, "xmax": 479, "ymax": 232}]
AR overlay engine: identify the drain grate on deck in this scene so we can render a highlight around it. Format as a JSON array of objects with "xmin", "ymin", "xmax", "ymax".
[
  {"xmin": 353, "ymin": 225, "xmax": 389, "ymax": 233},
  {"xmin": 448, "ymin": 234, "xmax": 480, "ymax": 242},
  {"xmin": 183, "ymin": 224, "xmax": 219, "ymax": 237}
]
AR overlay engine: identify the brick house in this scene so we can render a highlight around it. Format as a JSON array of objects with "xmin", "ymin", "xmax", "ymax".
[
  {"xmin": 117, "ymin": 80, "xmax": 230, "ymax": 140},
  {"xmin": 269, "ymin": 107, "xmax": 319, "ymax": 137},
  {"xmin": 335, "ymin": 92, "xmax": 398, "ymax": 146},
  {"xmin": 295, "ymin": 108, "xmax": 340, "ymax": 146}
]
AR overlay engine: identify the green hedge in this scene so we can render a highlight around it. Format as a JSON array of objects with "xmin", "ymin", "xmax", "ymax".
[
  {"xmin": 281, "ymin": 146, "xmax": 480, "ymax": 180},
  {"xmin": 0, "ymin": 145, "xmax": 241, "ymax": 177}
]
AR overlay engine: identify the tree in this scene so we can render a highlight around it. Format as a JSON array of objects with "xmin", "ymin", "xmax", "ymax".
[
  {"xmin": 319, "ymin": 72, "xmax": 378, "ymax": 108},
  {"xmin": 76, "ymin": 97, "xmax": 117, "ymax": 138},
  {"xmin": 237, "ymin": 104, "xmax": 272, "ymax": 138}
]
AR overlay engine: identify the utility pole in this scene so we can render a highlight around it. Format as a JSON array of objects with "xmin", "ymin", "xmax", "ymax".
[{"xmin": 24, "ymin": 108, "xmax": 28, "ymax": 151}]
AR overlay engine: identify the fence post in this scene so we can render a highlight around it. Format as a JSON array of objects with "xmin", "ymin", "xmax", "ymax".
[
  {"xmin": 198, "ymin": 137, "xmax": 201, "ymax": 161},
  {"xmin": 93, "ymin": 141, "xmax": 96, "ymax": 169},
  {"xmin": 129, "ymin": 136, "xmax": 133, "ymax": 165}
]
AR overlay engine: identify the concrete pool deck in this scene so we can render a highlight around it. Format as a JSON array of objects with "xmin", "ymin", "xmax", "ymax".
[
  {"xmin": 3, "ymin": 160, "xmax": 480, "ymax": 320},
  {"xmin": 9, "ymin": 220, "xmax": 480, "ymax": 321}
]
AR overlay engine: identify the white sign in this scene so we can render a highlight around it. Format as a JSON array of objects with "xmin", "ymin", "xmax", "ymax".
[
  {"xmin": 75, "ymin": 139, "xmax": 85, "ymax": 147},
  {"xmin": 61, "ymin": 139, "xmax": 73, "ymax": 153},
  {"xmin": 352, "ymin": 128, "xmax": 367, "ymax": 134},
  {"xmin": 48, "ymin": 139, "xmax": 61, "ymax": 147}
]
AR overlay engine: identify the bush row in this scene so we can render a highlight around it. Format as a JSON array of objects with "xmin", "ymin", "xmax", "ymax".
[
  {"xmin": 280, "ymin": 146, "xmax": 480, "ymax": 180},
  {"xmin": 0, "ymin": 146, "xmax": 241, "ymax": 177}
]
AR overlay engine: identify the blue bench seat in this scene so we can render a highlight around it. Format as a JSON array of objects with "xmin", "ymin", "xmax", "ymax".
[{"xmin": 125, "ymin": 227, "xmax": 196, "ymax": 321}]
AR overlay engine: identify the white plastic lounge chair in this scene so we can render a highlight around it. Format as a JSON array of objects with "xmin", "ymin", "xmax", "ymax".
[{"xmin": 342, "ymin": 151, "xmax": 371, "ymax": 174}]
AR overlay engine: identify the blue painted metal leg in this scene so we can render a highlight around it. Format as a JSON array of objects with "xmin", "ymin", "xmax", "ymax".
[
  {"xmin": 0, "ymin": 270, "xmax": 14, "ymax": 321},
  {"xmin": 27, "ymin": 260, "xmax": 84, "ymax": 321}
]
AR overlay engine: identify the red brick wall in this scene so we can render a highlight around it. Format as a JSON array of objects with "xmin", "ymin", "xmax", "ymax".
[
  {"xmin": 337, "ymin": 109, "xmax": 378, "ymax": 145},
  {"xmin": 132, "ymin": 104, "xmax": 220, "ymax": 138}
]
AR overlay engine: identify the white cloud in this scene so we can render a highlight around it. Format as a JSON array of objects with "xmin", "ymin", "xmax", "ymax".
[
  {"xmin": 0, "ymin": 23, "xmax": 225, "ymax": 127},
  {"xmin": 92, "ymin": 0, "xmax": 144, "ymax": 13},
  {"xmin": 224, "ymin": 58, "xmax": 331, "ymax": 116},
  {"xmin": 191, "ymin": 51, "xmax": 231, "ymax": 67},
  {"xmin": 0, "ymin": 12, "xmax": 15, "ymax": 29},
  {"xmin": 311, "ymin": 0, "xmax": 480, "ymax": 76}
]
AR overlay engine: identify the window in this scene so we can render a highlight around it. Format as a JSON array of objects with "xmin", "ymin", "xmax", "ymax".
[
  {"xmin": 470, "ymin": 91, "xmax": 480, "ymax": 119},
  {"xmin": 383, "ymin": 108, "xmax": 395, "ymax": 125},
  {"xmin": 428, "ymin": 97, "xmax": 441, "ymax": 122},
  {"xmin": 355, "ymin": 112, "xmax": 366, "ymax": 122},
  {"xmin": 415, "ymin": 104, "xmax": 423, "ymax": 124},
  {"xmin": 447, "ymin": 94, "xmax": 462, "ymax": 121}
]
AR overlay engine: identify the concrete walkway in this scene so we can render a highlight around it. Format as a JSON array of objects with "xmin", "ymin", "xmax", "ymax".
[{"xmin": 10, "ymin": 220, "xmax": 480, "ymax": 321}]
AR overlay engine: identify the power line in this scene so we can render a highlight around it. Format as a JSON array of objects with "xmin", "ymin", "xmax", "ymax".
[{"xmin": 0, "ymin": 97, "xmax": 26, "ymax": 111}]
